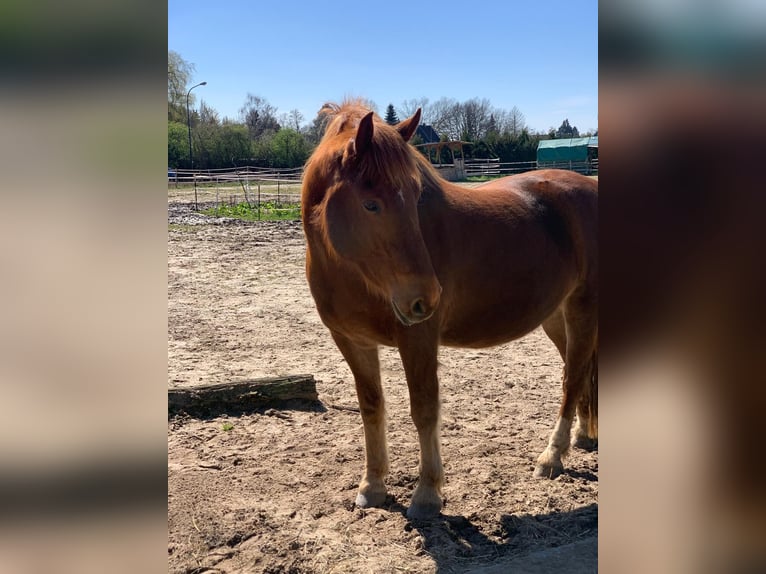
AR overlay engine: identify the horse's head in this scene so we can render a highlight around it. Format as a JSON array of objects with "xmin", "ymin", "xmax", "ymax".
[{"xmin": 304, "ymin": 104, "xmax": 442, "ymax": 326}]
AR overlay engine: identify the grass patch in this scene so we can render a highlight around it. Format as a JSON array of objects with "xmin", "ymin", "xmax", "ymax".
[{"xmin": 202, "ymin": 201, "xmax": 301, "ymax": 222}]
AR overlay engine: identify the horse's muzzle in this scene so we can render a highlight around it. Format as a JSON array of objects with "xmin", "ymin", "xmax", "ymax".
[{"xmin": 391, "ymin": 285, "xmax": 441, "ymax": 326}]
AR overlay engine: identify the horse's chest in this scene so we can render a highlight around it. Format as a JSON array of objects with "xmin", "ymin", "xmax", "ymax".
[{"xmin": 307, "ymin": 267, "xmax": 396, "ymax": 346}]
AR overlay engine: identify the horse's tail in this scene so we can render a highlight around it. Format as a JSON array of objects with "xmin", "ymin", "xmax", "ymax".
[{"xmin": 584, "ymin": 346, "xmax": 598, "ymax": 438}]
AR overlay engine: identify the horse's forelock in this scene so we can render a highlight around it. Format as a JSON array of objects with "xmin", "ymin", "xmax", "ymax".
[
  {"xmin": 356, "ymin": 133, "xmax": 420, "ymax": 191},
  {"xmin": 311, "ymin": 101, "xmax": 423, "ymax": 192}
]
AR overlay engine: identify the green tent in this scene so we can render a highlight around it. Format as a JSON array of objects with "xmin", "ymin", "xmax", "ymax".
[{"xmin": 537, "ymin": 136, "xmax": 598, "ymax": 168}]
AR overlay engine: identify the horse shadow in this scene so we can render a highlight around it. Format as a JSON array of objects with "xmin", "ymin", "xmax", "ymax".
[{"xmin": 382, "ymin": 492, "xmax": 597, "ymax": 573}]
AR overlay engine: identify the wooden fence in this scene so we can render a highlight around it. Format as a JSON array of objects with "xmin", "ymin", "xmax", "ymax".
[
  {"xmin": 168, "ymin": 166, "xmax": 303, "ymax": 186},
  {"xmin": 167, "ymin": 161, "xmax": 598, "ymax": 208},
  {"xmin": 167, "ymin": 166, "xmax": 303, "ymax": 208},
  {"xmin": 464, "ymin": 159, "xmax": 598, "ymax": 177}
]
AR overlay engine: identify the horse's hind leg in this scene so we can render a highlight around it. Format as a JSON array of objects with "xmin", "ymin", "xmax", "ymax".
[
  {"xmin": 542, "ymin": 310, "xmax": 598, "ymax": 452},
  {"xmin": 573, "ymin": 347, "xmax": 598, "ymax": 450},
  {"xmin": 331, "ymin": 331, "xmax": 389, "ymax": 508},
  {"xmin": 536, "ymin": 296, "xmax": 598, "ymax": 478},
  {"xmin": 398, "ymin": 330, "xmax": 443, "ymax": 520}
]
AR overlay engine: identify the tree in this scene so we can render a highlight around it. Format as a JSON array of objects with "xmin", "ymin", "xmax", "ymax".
[
  {"xmin": 400, "ymin": 97, "xmax": 430, "ymax": 124},
  {"xmin": 168, "ymin": 50, "xmax": 195, "ymax": 122},
  {"xmin": 459, "ymin": 98, "xmax": 493, "ymax": 141},
  {"xmin": 430, "ymin": 97, "xmax": 461, "ymax": 140},
  {"xmin": 486, "ymin": 114, "xmax": 498, "ymax": 137},
  {"xmin": 270, "ymin": 128, "xmax": 311, "ymax": 168},
  {"xmin": 384, "ymin": 104, "xmax": 399, "ymax": 125},
  {"xmin": 239, "ymin": 94, "xmax": 280, "ymax": 141},
  {"xmin": 483, "ymin": 128, "xmax": 541, "ymax": 163},
  {"xmin": 305, "ymin": 109, "xmax": 331, "ymax": 145},
  {"xmin": 198, "ymin": 99, "xmax": 220, "ymax": 126},
  {"xmin": 213, "ymin": 124, "xmax": 251, "ymax": 167},
  {"xmin": 288, "ymin": 109, "xmax": 304, "ymax": 132},
  {"xmin": 555, "ymin": 119, "xmax": 580, "ymax": 139},
  {"xmin": 506, "ymin": 106, "xmax": 526, "ymax": 137},
  {"xmin": 428, "ymin": 97, "xmax": 498, "ymax": 142},
  {"xmin": 168, "ymin": 121, "xmax": 190, "ymax": 168}
]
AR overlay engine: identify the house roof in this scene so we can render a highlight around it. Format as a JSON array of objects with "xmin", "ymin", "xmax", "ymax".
[
  {"xmin": 415, "ymin": 124, "xmax": 440, "ymax": 144},
  {"xmin": 537, "ymin": 136, "xmax": 598, "ymax": 150}
]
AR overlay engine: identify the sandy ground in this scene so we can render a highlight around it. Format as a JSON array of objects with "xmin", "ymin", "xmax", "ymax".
[{"xmin": 167, "ymin": 197, "xmax": 598, "ymax": 573}]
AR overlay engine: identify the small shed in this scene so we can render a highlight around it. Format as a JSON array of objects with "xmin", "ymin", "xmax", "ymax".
[
  {"xmin": 537, "ymin": 136, "xmax": 598, "ymax": 173},
  {"xmin": 416, "ymin": 141, "xmax": 471, "ymax": 180}
]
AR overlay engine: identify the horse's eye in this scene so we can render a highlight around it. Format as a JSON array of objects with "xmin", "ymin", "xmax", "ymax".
[{"xmin": 363, "ymin": 200, "xmax": 380, "ymax": 213}]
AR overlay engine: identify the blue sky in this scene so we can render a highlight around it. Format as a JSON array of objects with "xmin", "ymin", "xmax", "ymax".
[{"xmin": 169, "ymin": 0, "xmax": 597, "ymax": 134}]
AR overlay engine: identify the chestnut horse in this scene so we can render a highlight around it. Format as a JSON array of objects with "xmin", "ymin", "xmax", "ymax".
[{"xmin": 301, "ymin": 101, "xmax": 597, "ymax": 520}]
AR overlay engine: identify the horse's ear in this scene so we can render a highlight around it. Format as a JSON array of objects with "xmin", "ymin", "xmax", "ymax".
[
  {"xmin": 396, "ymin": 108, "xmax": 422, "ymax": 142},
  {"xmin": 353, "ymin": 111, "xmax": 375, "ymax": 157}
]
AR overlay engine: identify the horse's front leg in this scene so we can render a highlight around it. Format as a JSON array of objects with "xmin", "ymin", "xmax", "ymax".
[
  {"xmin": 398, "ymin": 331, "xmax": 443, "ymax": 520},
  {"xmin": 331, "ymin": 331, "xmax": 388, "ymax": 508}
]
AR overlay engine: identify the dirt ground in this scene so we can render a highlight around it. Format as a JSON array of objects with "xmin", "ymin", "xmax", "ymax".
[{"xmin": 167, "ymin": 195, "xmax": 598, "ymax": 574}]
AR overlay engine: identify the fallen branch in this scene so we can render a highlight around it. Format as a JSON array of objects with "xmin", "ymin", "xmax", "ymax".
[{"xmin": 168, "ymin": 374, "xmax": 319, "ymax": 416}]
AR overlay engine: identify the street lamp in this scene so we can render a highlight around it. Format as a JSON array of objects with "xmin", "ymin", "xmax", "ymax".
[{"xmin": 186, "ymin": 81, "xmax": 207, "ymax": 210}]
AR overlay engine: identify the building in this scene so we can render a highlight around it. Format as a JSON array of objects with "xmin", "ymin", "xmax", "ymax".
[{"xmin": 537, "ymin": 136, "xmax": 598, "ymax": 174}]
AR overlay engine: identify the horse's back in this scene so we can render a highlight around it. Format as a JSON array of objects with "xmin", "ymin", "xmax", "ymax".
[
  {"xmin": 477, "ymin": 169, "xmax": 597, "ymax": 282},
  {"xmin": 478, "ymin": 170, "xmax": 597, "ymax": 222},
  {"xmin": 427, "ymin": 170, "xmax": 597, "ymax": 347}
]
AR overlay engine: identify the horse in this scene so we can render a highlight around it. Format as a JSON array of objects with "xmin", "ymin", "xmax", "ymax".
[{"xmin": 301, "ymin": 101, "xmax": 597, "ymax": 520}]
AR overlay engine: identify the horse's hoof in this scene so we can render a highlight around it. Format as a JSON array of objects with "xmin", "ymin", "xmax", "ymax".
[
  {"xmin": 355, "ymin": 490, "xmax": 386, "ymax": 508},
  {"xmin": 406, "ymin": 501, "xmax": 441, "ymax": 521},
  {"xmin": 533, "ymin": 461, "xmax": 564, "ymax": 479},
  {"xmin": 407, "ymin": 485, "xmax": 443, "ymax": 520},
  {"xmin": 573, "ymin": 434, "xmax": 598, "ymax": 451}
]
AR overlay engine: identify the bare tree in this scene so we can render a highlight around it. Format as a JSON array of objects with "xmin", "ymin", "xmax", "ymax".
[
  {"xmin": 398, "ymin": 96, "xmax": 527, "ymax": 142},
  {"xmin": 288, "ymin": 109, "xmax": 304, "ymax": 131},
  {"xmin": 400, "ymin": 97, "xmax": 431, "ymax": 124},
  {"xmin": 239, "ymin": 94, "xmax": 280, "ymax": 140},
  {"xmin": 427, "ymin": 97, "xmax": 496, "ymax": 141},
  {"xmin": 459, "ymin": 98, "xmax": 493, "ymax": 141},
  {"xmin": 430, "ymin": 97, "xmax": 461, "ymax": 140},
  {"xmin": 198, "ymin": 100, "xmax": 220, "ymax": 126},
  {"xmin": 506, "ymin": 106, "xmax": 526, "ymax": 136}
]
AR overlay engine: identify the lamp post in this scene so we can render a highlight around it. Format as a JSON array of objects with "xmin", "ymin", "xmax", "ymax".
[{"xmin": 186, "ymin": 81, "xmax": 207, "ymax": 210}]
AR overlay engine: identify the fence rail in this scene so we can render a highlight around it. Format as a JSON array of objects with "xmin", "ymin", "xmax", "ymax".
[
  {"xmin": 167, "ymin": 166, "xmax": 304, "ymax": 209},
  {"xmin": 535, "ymin": 159, "xmax": 598, "ymax": 175},
  {"xmin": 168, "ymin": 166, "xmax": 303, "ymax": 186},
  {"xmin": 167, "ymin": 161, "xmax": 597, "ymax": 208},
  {"xmin": 464, "ymin": 159, "xmax": 598, "ymax": 177}
]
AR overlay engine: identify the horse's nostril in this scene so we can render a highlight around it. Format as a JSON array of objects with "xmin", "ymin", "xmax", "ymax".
[{"xmin": 411, "ymin": 299, "xmax": 427, "ymax": 318}]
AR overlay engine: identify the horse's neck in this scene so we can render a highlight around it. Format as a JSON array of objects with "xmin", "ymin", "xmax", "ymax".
[{"xmin": 419, "ymin": 173, "xmax": 463, "ymax": 208}]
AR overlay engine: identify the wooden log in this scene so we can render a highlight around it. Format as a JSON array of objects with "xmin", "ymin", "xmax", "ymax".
[{"xmin": 168, "ymin": 374, "xmax": 319, "ymax": 416}]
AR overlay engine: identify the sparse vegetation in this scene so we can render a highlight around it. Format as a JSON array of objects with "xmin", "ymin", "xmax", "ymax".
[{"xmin": 202, "ymin": 201, "xmax": 301, "ymax": 222}]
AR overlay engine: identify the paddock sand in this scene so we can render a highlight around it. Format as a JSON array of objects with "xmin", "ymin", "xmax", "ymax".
[{"xmin": 167, "ymin": 199, "xmax": 598, "ymax": 573}]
